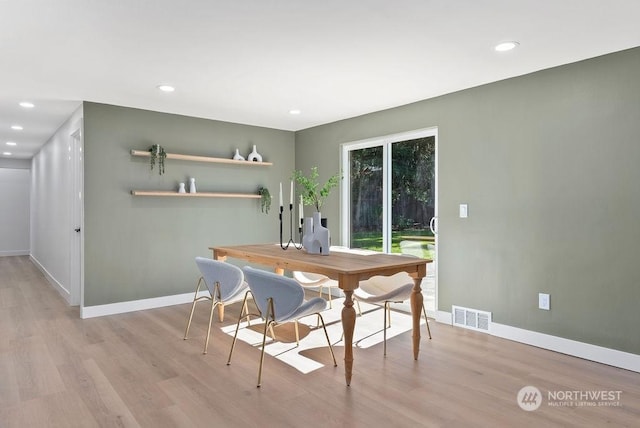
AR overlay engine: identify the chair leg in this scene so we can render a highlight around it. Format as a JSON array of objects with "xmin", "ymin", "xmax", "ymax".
[
  {"xmin": 227, "ymin": 291, "xmax": 252, "ymax": 365},
  {"xmin": 383, "ymin": 302, "xmax": 389, "ymax": 356},
  {"xmin": 244, "ymin": 300, "xmax": 251, "ymax": 327},
  {"xmin": 214, "ymin": 282, "xmax": 224, "ymax": 322},
  {"xmin": 183, "ymin": 278, "xmax": 203, "ymax": 340},
  {"xmin": 203, "ymin": 299, "xmax": 218, "ymax": 354},
  {"xmin": 258, "ymin": 320, "xmax": 271, "ymax": 388},
  {"xmin": 269, "ymin": 324, "xmax": 277, "ymax": 342},
  {"xmin": 294, "ymin": 320, "xmax": 300, "ymax": 345},
  {"xmin": 257, "ymin": 298, "xmax": 276, "ymax": 387},
  {"xmin": 317, "ymin": 313, "xmax": 337, "ymax": 366},
  {"xmin": 183, "ymin": 299, "xmax": 198, "ymax": 340},
  {"xmin": 422, "ymin": 303, "xmax": 432, "ymax": 339},
  {"xmin": 218, "ymin": 303, "xmax": 225, "ymax": 322}
]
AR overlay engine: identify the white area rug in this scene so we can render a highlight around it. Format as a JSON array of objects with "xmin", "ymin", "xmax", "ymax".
[{"xmin": 221, "ymin": 298, "xmax": 425, "ymax": 374}]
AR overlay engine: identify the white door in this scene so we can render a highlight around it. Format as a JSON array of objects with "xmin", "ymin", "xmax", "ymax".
[{"xmin": 69, "ymin": 125, "xmax": 83, "ymax": 306}]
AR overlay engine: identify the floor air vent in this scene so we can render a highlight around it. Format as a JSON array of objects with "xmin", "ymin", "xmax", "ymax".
[{"xmin": 452, "ymin": 305, "xmax": 492, "ymax": 333}]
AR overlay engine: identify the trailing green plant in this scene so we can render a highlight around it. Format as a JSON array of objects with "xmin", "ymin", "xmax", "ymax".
[
  {"xmin": 292, "ymin": 166, "xmax": 341, "ymax": 212},
  {"xmin": 149, "ymin": 144, "xmax": 167, "ymax": 175},
  {"xmin": 258, "ymin": 187, "xmax": 271, "ymax": 214}
]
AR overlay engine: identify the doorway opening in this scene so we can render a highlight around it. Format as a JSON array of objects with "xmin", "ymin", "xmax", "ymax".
[{"xmin": 69, "ymin": 124, "xmax": 83, "ymax": 308}]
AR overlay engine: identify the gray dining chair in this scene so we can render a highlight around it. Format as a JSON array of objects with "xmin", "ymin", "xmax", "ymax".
[
  {"xmin": 227, "ymin": 266, "xmax": 337, "ymax": 387},
  {"xmin": 292, "ymin": 271, "xmax": 340, "ymax": 308},
  {"xmin": 183, "ymin": 257, "xmax": 249, "ymax": 354},
  {"xmin": 353, "ymin": 271, "xmax": 432, "ymax": 356}
]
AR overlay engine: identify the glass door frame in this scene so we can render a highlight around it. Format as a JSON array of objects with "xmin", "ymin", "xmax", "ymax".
[
  {"xmin": 340, "ymin": 127, "xmax": 438, "ymax": 250},
  {"xmin": 340, "ymin": 126, "xmax": 438, "ymax": 312},
  {"xmin": 340, "ymin": 138, "xmax": 390, "ymax": 251}
]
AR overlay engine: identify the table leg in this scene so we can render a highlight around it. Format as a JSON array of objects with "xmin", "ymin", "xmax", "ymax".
[
  {"xmin": 342, "ymin": 289, "xmax": 356, "ymax": 386},
  {"xmin": 410, "ymin": 277, "xmax": 423, "ymax": 360}
]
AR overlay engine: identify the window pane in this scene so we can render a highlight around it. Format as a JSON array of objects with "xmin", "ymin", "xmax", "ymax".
[
  {"xmin": 391, "ymin": 137, "xmax": 435, "ymax": 257},
  {"xmin": 349, "ymin": 146, "xmax": 383, "ymax": 250}
]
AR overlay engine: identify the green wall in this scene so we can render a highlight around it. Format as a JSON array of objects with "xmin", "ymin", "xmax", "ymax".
[
  {"xmin": 83, "ymin": 103, "xmax": 294, "ymax": 306},
  {"xmin": 295, "ymin": 47, "xmax": 640, "ymax": 355}
]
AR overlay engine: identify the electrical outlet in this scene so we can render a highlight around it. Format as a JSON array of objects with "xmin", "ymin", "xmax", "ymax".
[{"xmin": 538, "ymin": 293, "xmax": 550, "ymax": 310}]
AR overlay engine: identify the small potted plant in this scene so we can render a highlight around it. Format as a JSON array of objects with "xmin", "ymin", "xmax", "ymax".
[
  {"xmin": 149, "ymin": 144, "xmax": 167, "ymax": 175},
  {"xmin": 258, "ymin": 187, "xmax": 271, "ymax": 214}
]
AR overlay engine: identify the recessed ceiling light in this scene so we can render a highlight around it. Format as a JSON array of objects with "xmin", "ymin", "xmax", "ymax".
[
  {"xmin": 495, "ymin": 41, "xmax": 519, "ymax": 52},
  {"xmin": 157, "ymin": 85, "xmax": 175, "ymax": 92},
  {"xmin": 6, "ymin": 142, "xmax": 17, "ymax": 146},
  {"xmin": 289, "ymin": 109, "xmax": 301, "ymax": 115},
  {"xmin": 2, "ymin": 152, "xmax": 12, "ymax": 156},
  {"xmin": 19, "ymin": 101, "xmax": 35, "ymax": 108},
  {"xmin": 11, "ymin": 125, "xmax": 23, "ymax": 130}
]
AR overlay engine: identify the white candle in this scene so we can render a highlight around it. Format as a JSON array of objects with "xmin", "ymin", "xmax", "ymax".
[
  {"xmin": 279, "ymin": 182, "xmax": 283, "ymax": 207},
  {"xmin": 299, "ymin": 195, "xmax": 304, "ymax": 226},
  {"xmin": 290, "ymin": 181, "xmax": 294, "ymax": 205}
]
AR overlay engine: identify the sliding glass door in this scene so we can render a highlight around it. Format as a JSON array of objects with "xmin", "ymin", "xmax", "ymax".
[{"xmin": 342, "ymin": 128, "xmax": 437, "ymax": 312}]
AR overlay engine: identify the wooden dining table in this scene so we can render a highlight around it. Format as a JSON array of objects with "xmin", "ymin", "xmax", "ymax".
[{"xmin": 210, "ymin": 243, "xmax": 432, "ymax": 386}]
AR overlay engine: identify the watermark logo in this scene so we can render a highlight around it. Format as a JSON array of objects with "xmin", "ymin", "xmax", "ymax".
[
  {"xmin": 517, "ymin": 386, "xmax": 542, "ymax": 411},
  {"xmin": 547, "ymin": 389, "xmax": 622, "ymax": 408},
  {"xmin": 517, "ymin": 386, "xmax": 623, "ymax": 411}
]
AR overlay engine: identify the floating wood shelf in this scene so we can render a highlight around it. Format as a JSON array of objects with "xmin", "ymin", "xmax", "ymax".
[
  {"xmin": 130, "ymin": 150, "xmax": 273, "ymax": 166},
  {"xmin": 131, "ymin": 190, "xmax": 260, "ymax": 199}
]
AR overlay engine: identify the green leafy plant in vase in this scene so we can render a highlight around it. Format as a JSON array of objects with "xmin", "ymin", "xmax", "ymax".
[{"xmin": 292, "ymin": 166, "xmax": 340, "ymax": 212}]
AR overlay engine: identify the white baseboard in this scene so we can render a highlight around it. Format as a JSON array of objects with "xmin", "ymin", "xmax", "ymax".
[
  {"xmin": 81, "ymin": 290, "xmax": 208, "ymax": 319},
  {"xmin": 491, "ymin": 322, "xmax": 640, "ymax": 373},
  {"xmin": 435, "ymin": 310, "xmax": 452, "ymax": 324},
  {"xmin": 30, "ymin": 254, "xmax": 71, "ymax": 304},
  {"xmin": 0, "ymin": 250, "xmax": 30, "ymax": 257},
  {"xmin": 435, "ymin": 310, "xmax": 639, "ymax": 373}
]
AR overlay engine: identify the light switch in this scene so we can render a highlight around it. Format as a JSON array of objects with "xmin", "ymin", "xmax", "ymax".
[
  {"xmin": 459, "ymin": 204, "xmax": 468, "ymax": 218},
  {"xmin": 538, "ymin": 293, "xmax": 550, "ymax": 310}
]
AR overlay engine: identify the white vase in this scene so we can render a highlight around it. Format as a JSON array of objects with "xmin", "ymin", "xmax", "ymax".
[
  {"xmin": 189, "ymin": 178, "xmax": 196, "ymax": 193},
  {"xmin": 178, "ymin": 182, "xmax": 186, "ymax": 193},
  {"xmin": 304, "ymin": 212, "xmax": 330, "ymax": 255},
  {"xmin": 314, "ymin": 212, "xmax": 330, "ymax": 255},
  {"xmin": 247, "ymin": 145, "xmax": 262, "ymax": 162},
  {"xmin": 302, "ymin": 217, "xmax": 315, "ymax": 252},
  {"xmin": 233, "ymin": 148, "xmax": 245, "ymax": 161}
]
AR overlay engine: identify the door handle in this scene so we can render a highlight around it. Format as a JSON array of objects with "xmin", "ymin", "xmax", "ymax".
[
  {"xmin": 74, "ymin": 228, "xmax": 81, "ymax": 233},
  {"xmin": 429, "ymin": 217, "xmax": 437, "ymax": 235}
]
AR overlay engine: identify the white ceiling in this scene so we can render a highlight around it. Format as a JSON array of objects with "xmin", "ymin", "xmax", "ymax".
[{"xmin": 2, "ymin": 0, "xmax": 640, "ymax": 159}]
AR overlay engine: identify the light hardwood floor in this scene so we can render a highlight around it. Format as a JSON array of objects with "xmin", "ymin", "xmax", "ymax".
[{"xmin": 1, "ymin": 256, "xmax": 638, "ymax": 427}]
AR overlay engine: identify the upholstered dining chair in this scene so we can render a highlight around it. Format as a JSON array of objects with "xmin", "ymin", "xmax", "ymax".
[
  {"xmin": 353, "ymin": 271, "xmax": 432, "ymax": 356},
  {"xmin": 183, "ymin": 257, "xmax": 249, "ymax": 355},
  {"xmin": 292, "ymin": 271, "xmax": 340, "ymax": 308},
  {"xmin": 227, "ymin": 266, "xmax": 337, "ymax": 387}
]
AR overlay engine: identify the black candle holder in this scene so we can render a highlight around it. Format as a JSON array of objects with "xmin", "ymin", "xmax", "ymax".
[{"xmin": 279, "ymin": 204, "xmax": 303, "ymax": 250}]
